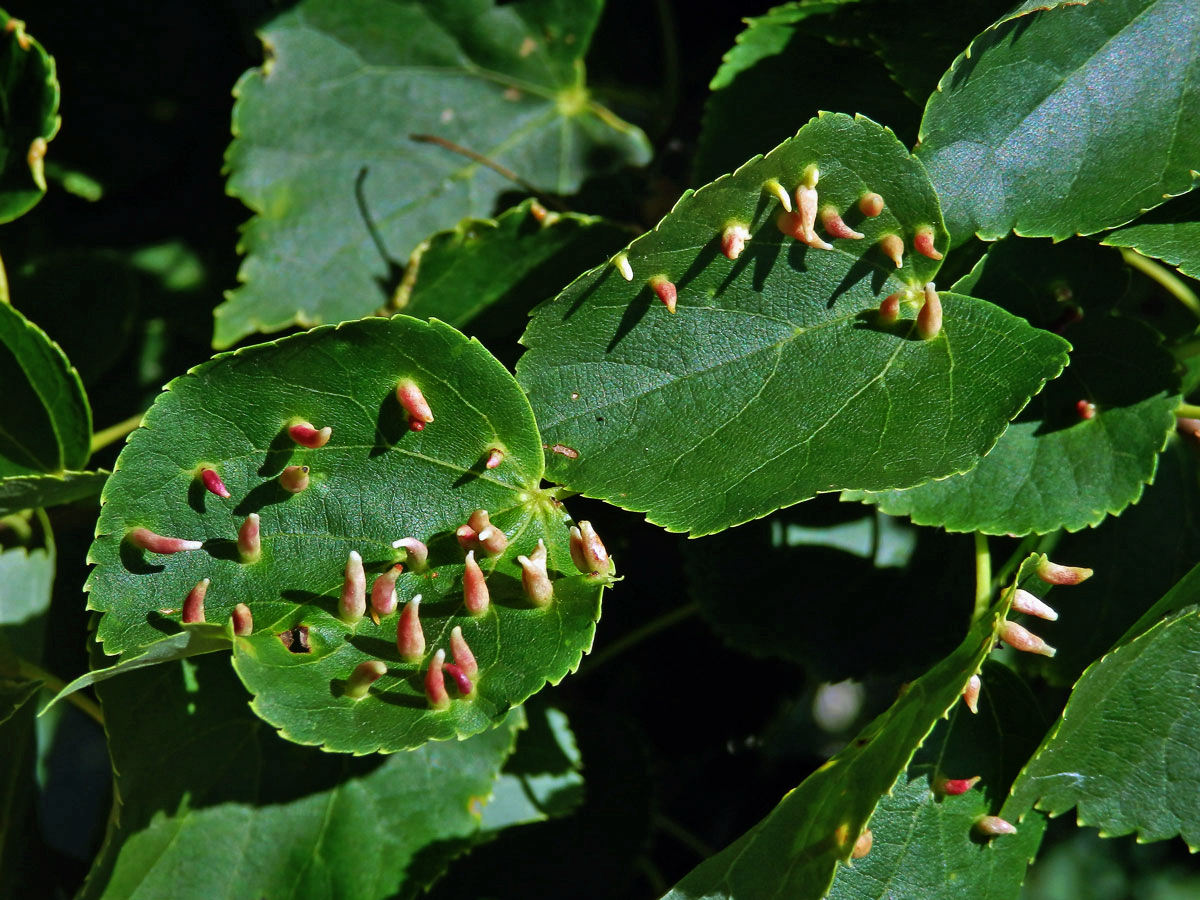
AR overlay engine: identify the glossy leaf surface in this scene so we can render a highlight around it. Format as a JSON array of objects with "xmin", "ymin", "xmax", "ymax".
[
  {"xmin": 0, "ymin": 470, "xmax": 107, "ymax": 516},
  {"xmin": 1102, "ymin": 190, "xmax": 1200, "ymax": 279},
  {"xmin": 520, "ymin": 113, "xmax": 1069, "ymax": 536},
  {"xmin": 220, "ymin": 0, "xmax": 651, "ymax": 347},
  {"xmin": 86, "ymin": 316, "xmax": 607, "ymax": 752}
]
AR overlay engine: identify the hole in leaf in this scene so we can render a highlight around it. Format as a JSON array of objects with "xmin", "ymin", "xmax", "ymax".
[{"xmin": 278, "ymin": 625, "xmax": 311, "ymax": 654}]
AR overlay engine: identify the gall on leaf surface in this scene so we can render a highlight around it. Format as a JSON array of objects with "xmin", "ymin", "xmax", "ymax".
[
  {"xmin": 219, "ymin": 0, "xmax": 651, "ymax": 349},
  {"xmin": 917, "ymin": 0, "xmax": 1200, "ymax": 244},
  {"xmin": 518, "ymin": 112, "xmax": 1070, "ymax": 537},
  {"xmin": 0, "ymin": 10, "xmax": 59, "ymax": 224},
  {"xmin": 84, "ymin": 317, "xmax": 607, "ymax": 753}
]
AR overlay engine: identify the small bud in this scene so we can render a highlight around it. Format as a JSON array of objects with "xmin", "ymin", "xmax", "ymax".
[
  {"xmin": 232, "ymin": 603, "xmax": 253, "ymax": 636},
  {"xmin": 913, "ymin": 225, "xmax": 943, "ymax": 260},
  {"xmin": 463, "ymin": 551, "xmax": 490, "ymax": 615},
  {"xmin": 880, "ymin": 234, "xmax": 905, "ymax": 268},
  {"xmin": 238, "ymin": 513, "xmax": 261, "ymax": 563},
  {"xmin": 529, "ymin": 199, "xmax": 551, "ymax": 223},
  {"xmin": 721, "ymin": 223, "xmax": 751, "ymax": 260},
  {"xmin": 649, "ymin": 275, "xmax": 678, "ymax": 314},
  {"xmin": 974, "ymin": 815, "xmax": 1017, "ymax": 837},
  {"xmin": 288, "ymin": 421, "xmax": 331, "ymax": 448},
  {"xmin": 425, "ymin": 648, "xmax": 451, "ymax": 710},
  {"xmin": 999, "ymin": 619, "xmax": 1056, "ymax": 657},
  {"xmin": 613, "ymin": 252, "xmax": 633, "ymax": 281},
  {"xmin": 851, "ymin": 830, "xmax": 873, "ymax": 860},
  {"xmin": 128, "ymin": 527, "xmax": 203, "ymax": 555},
  {"xmin": 962, "ymin": 674, "xmax": 981, "ymax": 714},
  {"xmin": 484, "ymin": 447, "xmax": 504, "ymax": 469},
  {"xmin": 345, "ymin": 660, "xmax": 387, "ymax": 700},
  {"xmin": 339, "ymin": 550, "xmax": 367, "ymax": 623},
  {"xmin": 819, "ymin": 206, "xmax": 864, "ymax": 240},
  {"xmin": 878, "ymin": 293, "xmax": 902, "ymax": 325},
  {"xmin": 859, "ymin": 192, "xmax": 885, "ymax": 217},
  {"xmin": 182, "ymin": 578, "xmax": 210, "ymax": 624},
  {"xmin": 391, "ymin": 537, "xmax": 428, "ymax": 572},
  {"xmin": 1011, "ymin": 588, "xmax": 1058, "ymax": 621},
  {"xmin": 1076, "ymin": 399, "xmax": 1097, "ymax": 420},
  {"xmin": 396, "ymin": 378, "xmax": 434, "ymax": 430},
  {"xmin": 200, "ymin": 468, "xmax": 231, "ymax": 499},
  {"xmin": 397, "ymin": 594, "xmax": 426, "ymax": 662},
  {"xmin": 935, "ymin": 774, "xmax": 981, "ymax": 796},
  {"xmin": 443, "ymin": 662, "xmax": 474, "ymax": 697},
  {"xmin": 569, "ymin": 521, "xmax": 612, "ymax": 575},
  {"xmin": 763, "ymin": 178, "xmax": 792, "ymax": 212},
  {"xmin": 518, "ymin": 539, "xmax": 554, "ymax": 607},
  {"xmin": 371, "ymin": 564, "xmax": 402, "ymax": 616},
  {"xmin": 917, "ymin": 282, "xmax": 943, "ymax": 340},
  {"xmin": 450, "ymin": 625, "xmax": 478, "ymax": 677},
  {"xmin": 279, "ymin": 464, "xmax": 310, "ymax": 493},
  {"xmin": 1037, "ymin": 559, "xmax": 1093, "ymax": 586}
]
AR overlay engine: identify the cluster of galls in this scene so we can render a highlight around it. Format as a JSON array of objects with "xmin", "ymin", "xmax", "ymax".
[{"xmin": 609, "ymin": 165, "xmax": 947, "ymax": 339}]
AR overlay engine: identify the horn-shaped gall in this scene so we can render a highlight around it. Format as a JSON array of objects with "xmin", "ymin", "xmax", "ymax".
[
  {"xmin": 345, "ymin": 660, "xmax": 387, "ymax": 700},
  {"xmin": 182, "ymin": 578, "xmax": 210, "ymax": 624},
  {"xmin": 200, "ymin": 467, "xmax": 231, "ymax": 499},
  {"xmin": 918, "ymin": 282, "xmax": 943, "ymax": 340},
  {"xmin": 878, "ymin": 292, "xmax": 902, "ymax": 326},
  {"xmin": 762, "ymin": 178, "xmax": 792, "ymax": 212},
  {"xmin": 569, "ymin": 521, "xmax": 612, "ymax": 576},
  {"xmin": 468, "ymin": 509, "xmax": 507, "ymax": 555},
  {"xmin": 913, "ymin": 225, "xmax": 943, "ymax": 261},
  {"xmin": 649, "ymin": 275, "xmax": 678, "ymax": 314},
  {"xmin": 339, "ymin": 550, "xmax": 367, "ymax": 623},
  {"xmin": 819, "ymin": 206, "xmax": 864, "ymax": 240},
  {"xmin": 279, "ymin": 464, "xmax": 310, "ymax": 493},
  {"xmin": 518, "ymin": 539, "xmax": 554, "ymax": 607},
  {"xmin": 238, "ymin": 513, "xmax": 261, "ymax": 563},
  {"xmin": 1011, "ymin": 588, "xmax": 1058, "ymax": 621},
  {"xmin": 127, "ymin": 527, "xmax": 203, "ymax": 555},
  {"xmin": 1037, "ymin": 559, "xmax": 1093, "ymax": 586},
  {"xmin": 721, "ymin": 223, "xmax": 751, "ymax": 260},
  {"xmin": 962, "ymin": 674, "xmax": 981, "ymax": 714},
  {"xmin": 793, "ymin": 166, "xmax": 830, "ymax": 250},
  {"xmin": 934, "ymin": 774, "xmax": 981, "ymax": 797},
  {"xmin": 484, "ymin": 447, "xmax": 504, "ymax": 469},
  {"xmin": 612, "ymin": 252, "xmax": 633, "ymax": 281},
  {"xmin": 880, "ymin": 234, "xmax": 904, "ymax": 268},
  {"xmin": 974, "ymin": 816, "xmax": 1017, "ymax": 837},
  {"xmin": 371, "ymin": 564, "xmax": 402, "ymax": 617},
  {"xmin": 443, "ymin": 662, "xmax": 474, "ymax": 697},
  {"xmin": 288, "ymin": 421, "xmax": 331, "ymax": 448},
  {"xmin": 999, "ymin": 620, "xmax": 1056, "ymax": 657},
  {"xmin": 397, "ymin": 594, "xmax": 426, "ymax": 663},
  {"xmin": 463, "ymin": 551, "xmax": 490, "ymax": 616},
  {"xmin": 852, "ymin": 830, "xmax": 873, "ymax": 860},
  {"xmin": 396, "ymin": 378, "xmax": 434, "ymax": 431},
  {"xmin": 859, "ymin": 192, "xmax": 885, "ymax": 217},
  {"xmin": 450, "ymin": 625, "xmax": 478, "ymax": 678},
  {"xmin": 391, "ymin": 537, "xmax": 428, "ymax": 572},
  {"xmin": 232, "ymin": 603, "xmax": 253, "ymax": 636},
  {"xmin": 425, "ymin": 648, "xmax": 451, "ymax": 710}
]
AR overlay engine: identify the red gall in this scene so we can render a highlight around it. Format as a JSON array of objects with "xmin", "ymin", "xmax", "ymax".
[
  {"xmin": 396, "ymin": 378, "xmax": 434, "ymax": 430},
  {"xmin": 231, "ymin": 603, "xmax": 253, "ymax": 637},
  {"xmin": 200, "ymin": 467, "xmax": 231, "ymax": 499},
  {"xmin": 371, "ymin": 564, "xmax": 402, "ymax": 617},
  {"xmin": 649, "ymin": 275, "xmax": 678, "ymax": 314},
  {"xmin": 935, "ymin": 774, "xmax": 981, "ymax": 796},
  {"xmin": 425, "ymin": 648, "xmax": 451, "ymax": 710},
  {"xmin": 288, "ymin": 421, "xmax": 331, "ymax": 448},
  {"xmin": 1077, "ymin": 399, "xmax": 1097, "ymax": 420},
  {"xmin": 819, "ymin": 206, "xmax": 864, "ymax": 240},
  {"xmin": 127, "ymin": 527, "xmax": 202, "ymax": 555},
  {"xmin": 397, "ymin": 593, "xmax": 426, "ymax": 663},
  {"xmin": 463, "ymin": 550, "xmax": 489, "ymax": 616},
  {"xmin": 443, "ymin": 662, "xmax": 475, "ymax": 697},
  {"xmin": 450, "ymin": 625, "xmax": 478, "ymax": 678},
  {"xmin": 913, "ymin": 225, "xmax": 943, "ymax": 261},
  {"xmin": 182, "ymin": 578, "xmax": 210, "ymax": 624}
]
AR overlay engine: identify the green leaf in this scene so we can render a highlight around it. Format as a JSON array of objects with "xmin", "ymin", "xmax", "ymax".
[
  {"xmin": 519, "ymin": 112, "xmax": 1070, "ymax": 537},
  {"xmin": 0, "ymin": 300, "xmax": 91, "ymax": 478},
  {"xmin": 86, "ymin": 316, "xmax": 608, "ymax": 752},
  {"xmin": 1007, "ymin": 570, "xmax": 1200, "ymax": 848},
  {"xmin": 478, "ymin": 705, "xmax": 584, "ymax": 829},
  {"xmin": 917, "ymin": 0, "xmax": 1200, "ymax": 244},
  {"xmin": 0, "ymin": 11, "xmax": 59, "ymax": 223},
  {"xmin": 0, "ymin": 470, "xmax": 107, "ymax": 516},
  {"xmin": 1102, "ymin": 189, "xmax": 1200, "ymax": 279},
  {"xmin": 219, "ymin": 0, "xmax": 652, "ymax": 349},
  {"xmin": 658, "ymin": 555, "xmax": 1049, "ymax": 900},
  {"xmin": 826, "ymin": 662, "xmax": 1048, "ymax": 900},
  {"xmin": 81, "ymin": 652, "xmax": 529, "ymax": 900},
  {"xmin": 0, "ymin": 678, "xmax": 39, "ymax": 726},
  {"xmin": 0, "ymin": 538, "xmax": 54, "ymax": 627}
]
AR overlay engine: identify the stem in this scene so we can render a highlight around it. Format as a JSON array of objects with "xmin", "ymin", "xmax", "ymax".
[
  {"xmin": 16, "ymin": 658, "xmax": 104, "ymax": 726},
  {"xmin": 408, "ymin": 133, "xmax": 568, "ymax": 212},
  {"xmin": 655, "ymin": 813, "xmax": 715, "ymax": 858},
  {"xmin": 973, "ymin": 533, "xmax": 991, "ymax": 622},
  {"xmin": 0, "ymin": 249, "xmax": 9, "ymax": 304},
  {"xmin": 581, "ymin": 602, "xmax": 699, "ymax": 675},
  {"xmin": 90, "ymin": 410, "xmax": 145, "ymax": 455},
  {"xmin": 1122, "ymin": 249, "xmax": 1200, "ymax": 320},
  {"xmin": 992, "ymin": 534, "xmax": 1040, "ymax": 591},
  {"xmin": 1176, "ymin": 403, "xmax": 1200, "ymax": 419}
]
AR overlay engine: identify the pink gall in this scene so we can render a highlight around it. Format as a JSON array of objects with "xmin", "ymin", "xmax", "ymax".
[
  {"xmin": 878, "ymin": 293, "xmax": 902, "ymax": 326},
  {"xmin": 859, "ymin": 192, "xmax": 885, "ymax": 217},
  {"xmin": 1036, "ymin": 559, "xmax": 1093, "ymax": 586},
  {"xmin": 721, "ymin": 224, "xmax": 751, "ymax": 260},
  {"xmin": 1011, "ymin": 588, "xmax": 1058, "ymax": 621},
  {"xmin": 649, "ymin": 275, "xmax": 678, "ymax": 314},
  {"xmin": 518, "ymin": 539, "xmax": 554, "ymax": 607},
  {"xmin": 397, "ymin": 594, "xmax": 426, "ymax": 663},
  {"xmin": 463, "ymin": 551, "xmax": 490, "ymax": 616},
  {"xmin": 917, "ymin": 283, "xmax": 943, "ymax": 340},
  {"xmin": 396, "ymin": 378, "xmax": 434, "ymax": 430},
  {"xmin": 425, "ymin": 648, "xmax": 451, "ymax": 710},
  {"xmin": 999, "ymin": 619, "xmax": 1056, "ymax": 657},
  {"xmin": 182, "ymin": 578, "xmax": 210, "ymax": 624},
  {"xmin": 371, "ymin": 564, "xmax": 402, "ymax": 617},
  {"xmin": 484, "ymin": 447, "xmax": 504, "ymax": 469},
  {"xmin": 962, "ymin": 674, "xmax": 981, "ymax": 714},
  {"xmin": 127, "ymin": 527, "xmax": 203, "ymax": 555},
  {"xmin": 238, "ymin": 513, "xmax": 261, "ymax": 563},
  {"xmin": 819, "ymin": 206, "xmax": 864, "ymax": 240},
  {"xmin": 913, "ymin": 226, "xmax": 943, "ymax": 261},
  {"xmin": 391, "ymin": 537, "xmax": 428, "ymax": 572},
  {"xmin": 200, "ymin": 468, "xmax": 231, "ymax": 499},
  {"xmin": 974, "ymin": 815, "xmax": 1017, "ymax": 837},
  {"xmin": 339, "ymin": 550, "xmax": 367, "ymax": 624},
  {"xmin": 231, "ymin": 603, "xmax": 253, "ymax": 637},
  {"xmin": 879, "ymin": 234, "xmax": 904, "ymax": 268},
  {"xmin": 450, "ymin": 625, "xmax": 478, "ymax": 678},
  {"xmin": 288, "ymin": 421, "xmax": 331, "ymax": 449},
  {"xmin": 279, "ymin": 465, "xmax": 310, "ymax": 493},
  {"xmin": 569, "ymin": 521, "xmax": 612, "ymax": 576}
]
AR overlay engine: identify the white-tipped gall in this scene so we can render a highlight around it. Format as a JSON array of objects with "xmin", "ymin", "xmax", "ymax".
[
  {"xmin": 278, "ymin": 464, "xmax": 310, "ymax": 493},
  {"xmin": 371, "ymin": 564, "xmax": 402, "ymax": 617},
  {"xmin": 1077, "ymin": 399, "xmax": 1097, "ymax": 420},
  {"xmin": 962, "ymin": 674, "xmax": 981, "ymax": 714},
  {"xmin": 484, "ymin": 447, "xmax": 504, "ymax": 469},
  {"xmin": 288, "ymin": 421, "xmax": 331, "ymax": 448},
  {"xmin": 721, "ymin": 223, "xmax": 751, "ymax": 260},
  {"xmin": 200, "ymin": 468, "xmax": 231, "ymax": 499},
  {"xmin": 999, "ymin": 620, "xmax": 1056, "ymax": 657},
  {"xmin": 127, "ymin": 527, "xmax": 203, "ymax": 555},
  {"xmin": 391, "ymin": 537, "xmax": 428, "ymax": 572},
  {"xmin": 182, "ymin": 578, "xmax": 210, "ymax": 624},
  {"xmin": 914, "ymin": 225, "xmax": 943, "ymax": 261},
  {"xmin": 1011, "ymin": 588, "xmax": 1058, "ymax": 621},
  {"xmin": 613, "ymin": 252, "xmax": 633, "ymax": 281},
  {"xmin": 345, "ymin": 660, "xmax": 387, "ymax": 700},
  {"xmin": 1037, "ymin": 559, "xmax": 1093, "ymax": 586},
  {"xmin": 569, "ymin": 521, "xmax": 612, "ymax": 576},
  {"xmin": 425, "ymin": 648, "xmax": 451, "ymax": 710},
  {"xmin": 852, "ymin": 830, "xmax": 873, "ymax": 860},
  {"xmin": 918, "ymin": 282, "xmax": 943, "ymax": 340},
  {"xmin": 238, "ymin": 513, "xmax": 261, "ymax": 563},
  {"xmin": 974, "ymin": 815, "xmax": 1017, "ymax": 837},
  {"xmin": 649, "ymin": 275, "xmax": 677, "ymax": 314},
  {"xmin": 396, "ymin": 378, "xmax": 434, "ymax": 431},
  {"xmin": 463, "ymin": 550, "xmax": 490, "ymax": 616},
  {"xmin": 450, "ymin": 625, "xmax": 478, "ymax": 678},
  {"xmin": 859, "ymin": 192, "xmax": 885, "ymax": 217},
  {"xmin": 793, "ymin": 166, "xmax": 829, "ymax": 249},
  {"xmin": 518, "ymin": 539, "xmax": 554, "ymax": 607},
  {"xmin": 340, "ymin": 550, "xmax": 367, "ymax": 624},
  {"xmin": 468, "ymin": 509, "xmax": 507, "ymax": 555},
  {"xmin": 819, "ymin": 206, "xmax": 864, "ymax": 240},
  {"xmin": 397, "ymin": 594, "xmax": 426, "ymax": 663},
  {"xmin": 762, "ymin": 178, "xmax": 792, "ymax": 212},
  {"xmin": 443, "ymin": 662, "xmax": 474, "ymax": 697},
  {"xmin": 231, "ymin": 603, "xmax": 253, "ymax": 636},
  {"xmin": 880, "ymin": 234, "xmax": 904, "ymax": 268},
  {"xmin": 878, "ymin": 293, "xmax": 902, "ymax": 326}
]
